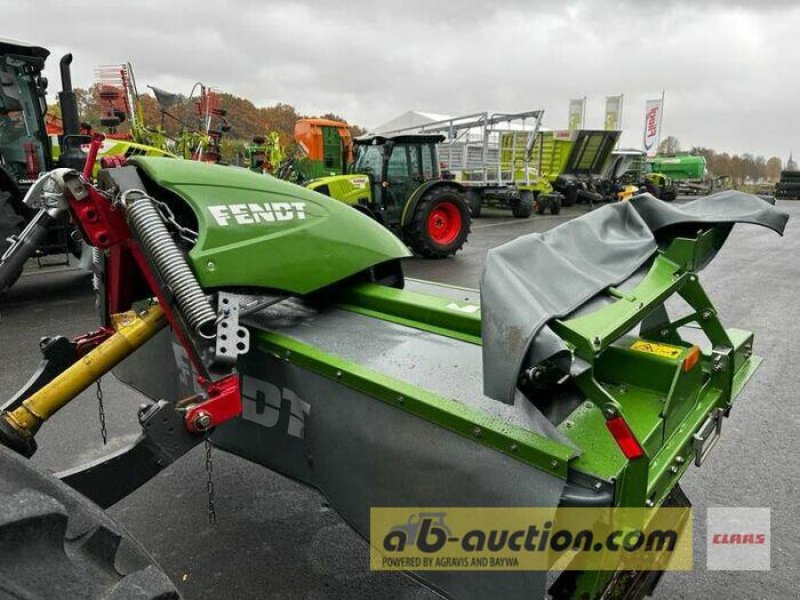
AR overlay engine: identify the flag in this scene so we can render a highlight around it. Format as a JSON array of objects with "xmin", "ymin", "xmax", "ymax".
[
  {"xmin": 643, "ymin": 97, "xmax": 664, "ymax": 157},
  {"xmin": 568, "ymin": 98, "xmax": 585, "ymax": 132},
  {"xmin": 604, "ymin": 95, "xmax": 623, "ymax": 131}
]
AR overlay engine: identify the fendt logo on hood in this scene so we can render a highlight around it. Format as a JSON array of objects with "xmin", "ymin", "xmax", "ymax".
[{"xmin": 208, "ymin": 202, "xmax": 307, "ymax": 226}]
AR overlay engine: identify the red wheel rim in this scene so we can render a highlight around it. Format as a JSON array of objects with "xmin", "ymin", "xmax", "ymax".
[{"xmin": 426, "ymin": 201, "xmax": 462, "ymax": 246}]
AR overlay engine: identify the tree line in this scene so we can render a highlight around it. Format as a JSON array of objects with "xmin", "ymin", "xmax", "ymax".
[
  {"xmin": 51, "ymin": 85, "xmax": 366, "ymax": 161},
  {"xmin": 658, "ymin": 136, "xmax": 784, "ymax": 185}
]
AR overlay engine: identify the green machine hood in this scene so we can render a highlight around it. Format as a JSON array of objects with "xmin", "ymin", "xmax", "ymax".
[{"xmin": 130, "ymin": 158, "xmax": 411, "ymax": 294}]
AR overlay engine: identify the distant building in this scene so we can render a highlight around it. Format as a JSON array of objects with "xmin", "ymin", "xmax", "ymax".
[
  {"xmin": 787, "ymin": 152, "xmax": 798, "ymax": 171},
  {"xmin": 372, "ymin": 110, "xmax": 453, "ymax": 135}
]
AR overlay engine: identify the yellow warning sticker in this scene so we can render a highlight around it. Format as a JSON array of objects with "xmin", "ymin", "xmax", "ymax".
[{"xmin": 631, "ymin": 340, "xmax": 683, "ymax": 359}]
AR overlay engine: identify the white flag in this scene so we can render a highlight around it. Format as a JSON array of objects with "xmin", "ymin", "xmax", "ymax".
[
  {"xmin": 604, "ymin": 95, "xmax": 623, "ymax": 131},
  {"xmin": 643, "ymin": 98, "xmax": 664, "ymax": 157},
  {"xmin": 568, "ymin": 98, "xmax": 585, "ymax": 132}
]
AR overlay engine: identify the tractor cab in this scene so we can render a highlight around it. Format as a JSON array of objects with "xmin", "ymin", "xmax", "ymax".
[{"xmin": 353, "ymin": 134, "xmax": 443, "ymax": 223}]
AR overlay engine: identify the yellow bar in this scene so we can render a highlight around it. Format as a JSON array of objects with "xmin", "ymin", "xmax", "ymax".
[{"xmin": 5, "ymin": 304, "xmax": 167, "ymax": 434}]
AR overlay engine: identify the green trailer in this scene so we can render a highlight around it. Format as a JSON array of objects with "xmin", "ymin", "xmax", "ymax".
[
  {"xmin": 647, "ymin": 155, "xmax": 710, "ymax": 195},
  {"xmin": 0, "ymin": 156, "xmax": 788, "ymax": 598}
]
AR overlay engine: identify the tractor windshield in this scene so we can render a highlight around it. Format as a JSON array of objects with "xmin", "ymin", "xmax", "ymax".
[{"xmin": 354, "ymin": 144, "xmax": 383, "ymax": 176}]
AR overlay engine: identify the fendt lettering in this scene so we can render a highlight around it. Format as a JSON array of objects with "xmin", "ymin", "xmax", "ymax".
[{"xmin": 208, "ymin": 202, "xmax": 307, "ymax": 226}]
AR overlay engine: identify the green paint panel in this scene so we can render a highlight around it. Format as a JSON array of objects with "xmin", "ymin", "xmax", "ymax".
[
  {"xmin": 130, "ymin": 157, "xmax": 409, "ymax": 294},
  {"xmin": 337, "ymin": 283, "xmax": 481, "ymax": 344}
]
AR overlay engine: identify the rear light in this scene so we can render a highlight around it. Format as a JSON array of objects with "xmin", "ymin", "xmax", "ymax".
[
  {"xmin": 606, "ymin": 416, "xmax": 645, "ymax": 459},
  {"xmin": 683, "ymin": 346, "xmax": 701, "ymax": 372}
]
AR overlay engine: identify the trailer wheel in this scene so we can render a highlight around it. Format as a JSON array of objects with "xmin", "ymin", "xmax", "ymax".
[
  {"xmin": 466, "ymin": 190, "xmax": 482, "ymax": 219},
  {"xmin": 0, "ymin": 445, "xmax": 180, "ymax": 599},
  {"xmin": 406, "ymin": 186, "xmax": 471, "ymax": 258},
  {"xmin": 549, "ymin": 194, "xmax": 562, "ymax": 215},
  {"xmin": 0, "ymin": 192, "xmax": 25, "ymax": 296},
  {"xmin": 535, "ymin": 196, "xmax": 547, "ymax": 215},
  {"xmin": 512, "ymin": 191, "xmax": 533, "ymax": 218},
  {"xmin": 561, "ymin": 187, "xmax": 577, "ymax": 207}
]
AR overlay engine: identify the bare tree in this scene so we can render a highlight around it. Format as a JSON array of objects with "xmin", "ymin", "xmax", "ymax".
[{"xmin": 658, "ymin": 136, "xmax": 681, "ymax": 155}]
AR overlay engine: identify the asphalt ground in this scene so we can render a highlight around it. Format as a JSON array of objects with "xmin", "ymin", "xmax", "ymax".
[{"xmin": 0, "ymin": 200, "xmax": 797, "ymax": 599}]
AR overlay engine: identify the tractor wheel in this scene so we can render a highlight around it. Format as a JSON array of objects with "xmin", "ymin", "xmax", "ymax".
[
  {"xmin": 466, "ymin": 190, "xmax": 482, "ymax": 219},
  {"xmin": 406, "ymin": 186, "xmax": 471, "ymax": 258},
  {"xmin": 549, "ymin": 194, "xmax": 562, "ymax": 215},
  {"xmin": 512, "ymin": 191, "xmax": 533, "ymax": 218},
  {"xmin": 0, "ymin": 445, "xmax": 180, "ymax": 599},
  {"xmin": 561, "ymin": 187, "xmax": 577, "ymax": 207},
  {"xmin": 0, "ymin": 192, "xmax": 25, "ymax": 296},
  {"xmin": 660, "ymin": 188, "xmax": 677, "ymax": 202}
]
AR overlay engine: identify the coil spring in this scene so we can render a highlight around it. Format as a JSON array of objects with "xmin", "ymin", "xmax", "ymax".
[{"xmin": 126, "ymin": 195, "xmax": 217, "ymax": 338}]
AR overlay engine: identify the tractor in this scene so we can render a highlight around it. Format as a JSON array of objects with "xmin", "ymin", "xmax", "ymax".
[
  {"xmin": 606, "ymin": 150, "xmax": 678, "ymax": 202},
  {"xmin": 0, "ymin": 138, "xmax": 788, "ymax": 598},
  {"xmin": 305, "ymin": 133, "xmax": 471, "ymax": 258},
  {"xmin": 0, "ymin": 40, "xmax": 171, "ymax": 295}
]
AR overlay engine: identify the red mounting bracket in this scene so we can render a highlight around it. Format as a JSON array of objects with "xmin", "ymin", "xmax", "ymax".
[{"xmin": 184, "ymin": 374, "xmax": 242, "ymax": 433}]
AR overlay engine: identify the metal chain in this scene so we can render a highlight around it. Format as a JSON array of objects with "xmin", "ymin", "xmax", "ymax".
[
  {"xmin": 205, "ymin": 434, "xmax": 217, "ymax": 524},
  {"xmin": 96, "ymin": 378, "xmax": 107, "ymax": 445}
]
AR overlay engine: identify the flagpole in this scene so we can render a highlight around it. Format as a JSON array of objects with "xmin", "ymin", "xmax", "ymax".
[
  {"xmin": 657, "ymin": 90, "xmax": 665, "ymax": 154},
  {"xmin": 583, "ymin": 96, "xmax": 587, "ymax": 128}
]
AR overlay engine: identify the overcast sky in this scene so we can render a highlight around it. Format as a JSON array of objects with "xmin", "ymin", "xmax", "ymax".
[{"xmin": 5, "ymin": 0, "xmax": 797, "ymax": 159}]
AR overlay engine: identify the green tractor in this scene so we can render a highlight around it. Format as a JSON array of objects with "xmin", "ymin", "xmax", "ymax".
[
  {"xmin": 306, "ymin": 133, "xmax": 471, "ymax": 258},
  {"xmin": 0, "ymin": 39, "xmax": 171, "ymax": 294},
  {"xmin": 0, "ymin": 153, "xmax": 788, "ymax": 599}
]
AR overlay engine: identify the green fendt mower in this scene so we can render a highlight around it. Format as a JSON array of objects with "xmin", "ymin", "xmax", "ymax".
[
  {"xmin": 305, "ymin": 133, "xmax": 471, "ymax": 258},
  {"xmin": 0, "ymin": 150, "xmax": 788, "ymax": 599}
]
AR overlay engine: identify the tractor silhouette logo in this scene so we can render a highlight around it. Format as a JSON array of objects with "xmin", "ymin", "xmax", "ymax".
[{"xmin": 383, "ymin": 512, "xmax": 453, "ymax": 553}]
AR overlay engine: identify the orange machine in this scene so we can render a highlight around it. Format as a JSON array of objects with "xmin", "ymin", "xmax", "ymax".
[{"xmin": 293, "ymin": 118, "xmax": 353, "ymax": 178}]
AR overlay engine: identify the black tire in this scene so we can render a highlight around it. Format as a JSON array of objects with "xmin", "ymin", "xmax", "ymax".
[
  {"xmin": 535, "ymin": 196, "xmax": 547, "ymax": 215},
  {"xmin": 549, "ymin": 194, "xmax": 562, "ymax": 215},
  {"xmin": 561, "ymin": 186, "xmax": 577, "ymax": 207},
  {"xmin": 0, "ymin": 445, "xmax": 180, "ymax": 599},
  {"xmin": 405, "ymin": 185, "xmax": 471, "ymax": 258},
  {"xmin": 0, "ymin": 192, "xmax": 25, "ymax": 296},
  {"xmin": 512, "ymin": 191, "xmax": 533, "ymax": 218},
  {"xmin": 466, "ymin": 190, "xmax": 482, "ymax": 219},
  {"xmin": 660, "ymin": 188, "xmax": 677, "ymax": 202}
]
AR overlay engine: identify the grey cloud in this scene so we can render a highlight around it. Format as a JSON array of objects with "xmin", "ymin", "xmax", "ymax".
[{"xmin": 3, "ymin": 0, "xmax": 796, "ymax": 157}]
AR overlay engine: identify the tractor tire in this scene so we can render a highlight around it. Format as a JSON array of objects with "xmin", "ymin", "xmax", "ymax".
[
  {"xmin": 0, "ymin": 192, "xmax": 25, "ymax": 296},
  {"xmin": 405, "ymin": 186, "xmax": 470, "ymax": 258},
  {"xmin": 549, "ymin": 194, "xmax": 562, "ymax": 215},
  {"xmin": 512, "ymin": 192, "xmax": 533, "ymax": 218},
  {"xmin": 561, "ymin": 187, "xmax": 577, "ymax": 207},
  {"xmin": 466, "ymin": 190, "xmax": 482, "ymax": 219},
  {"xmin": 660, "ymin": 188, "xmax": 677, "ymax": 202},
  {"xmin": 0, "ymin": 445, "xmax": 180, "ymax": 600}
]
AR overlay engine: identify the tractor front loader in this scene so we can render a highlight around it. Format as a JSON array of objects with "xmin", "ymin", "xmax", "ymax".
[{"xmin": 0, "ymin": 144, "xmax": 788, "ymax": 599}]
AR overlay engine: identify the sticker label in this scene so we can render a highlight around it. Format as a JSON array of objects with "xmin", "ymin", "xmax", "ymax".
[{"xmin": 631, "ymin": 340, "xmax": 683, "ymax": 359}]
